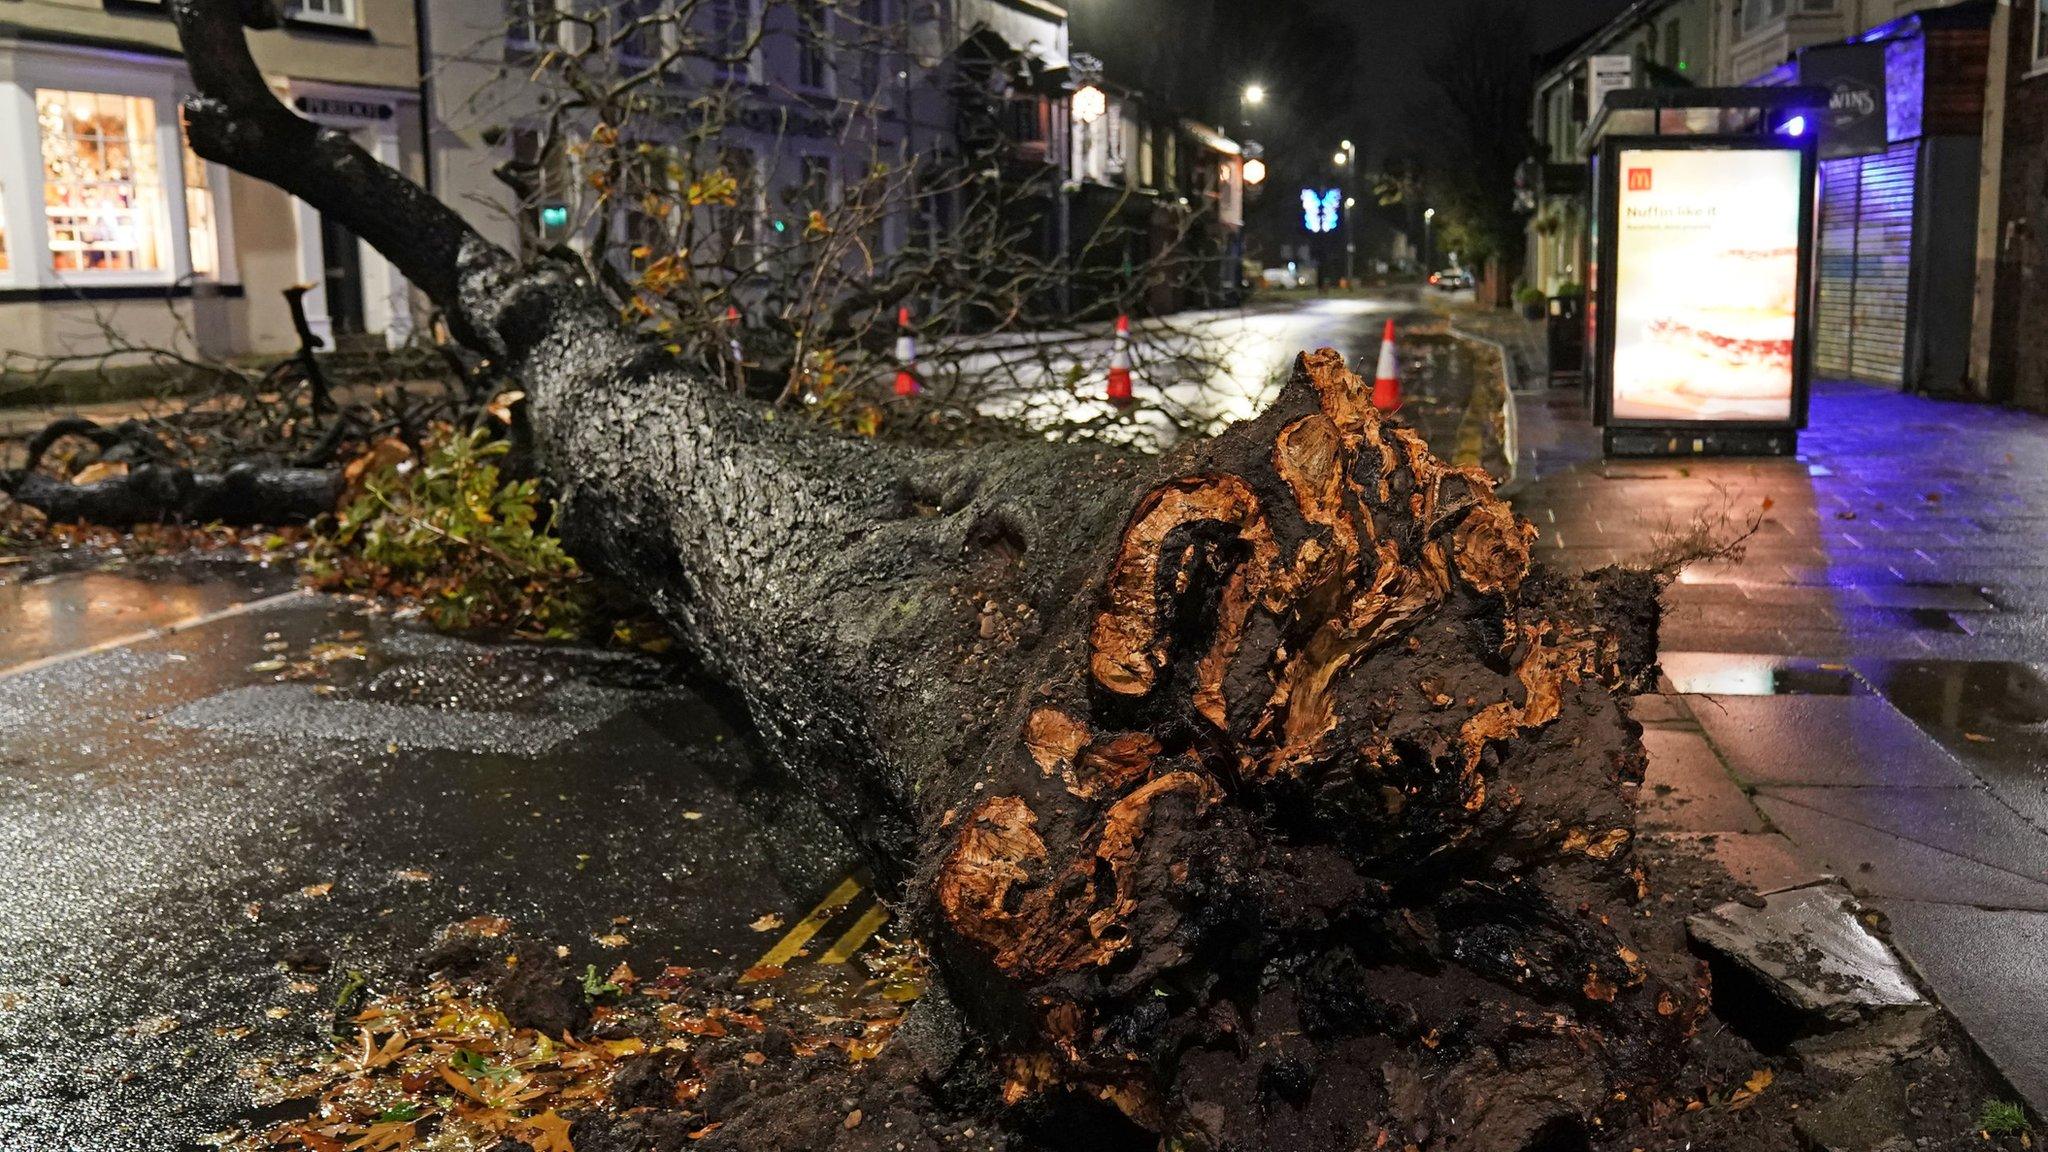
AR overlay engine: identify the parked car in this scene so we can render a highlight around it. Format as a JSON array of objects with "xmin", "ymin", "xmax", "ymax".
[
  {"xmin": 1431, "ymin": 269, "xmax": 1473, "ymax": 292},
  {"xmin": 1262, "ymin": 266, "xmax": 1308, "ymax": 289}
]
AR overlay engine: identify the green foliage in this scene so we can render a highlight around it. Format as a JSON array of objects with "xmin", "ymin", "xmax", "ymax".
[
  {"xmin": 581, "ymin": 963, "xmax": 622, "ymax": 1003},
  {"xmin": 309, "ymin": 430, "xmax": 588, "ymax": 637},
  {"xmin": 1979, "ymin": 1099, "xmax": 2030, "ymax": 1136},
  {"xmin": 1516, "ymin": 286, "xmax": 1547, "ymax": 308},
  {"xmin": 1554, "ymin": 281, "xmax": 1585, "ymax": 298}
]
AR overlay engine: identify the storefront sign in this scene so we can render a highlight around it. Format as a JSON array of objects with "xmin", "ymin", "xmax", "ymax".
[
  {"xmin": 294, "ymin": 95, "xmax": 395, "ymax": 122},
  {"xmin": 1799, "ymin": 43, "xmax": 1886, "ymax": 158},
  {"xmin": 1608, "ymin": 147, "xmax": 1803, "ymax": 424},
  {"xmin": 1587, "ymin": 55, "xmax": 1634, "ymax": 121}
]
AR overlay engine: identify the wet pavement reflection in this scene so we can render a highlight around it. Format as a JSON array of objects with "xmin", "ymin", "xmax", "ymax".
[{"xmin": 0, "ymin": 568, "xmax": 853, "ymax": 1151}]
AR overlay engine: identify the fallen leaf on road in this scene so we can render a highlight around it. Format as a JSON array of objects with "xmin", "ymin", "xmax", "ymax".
[
  {"xmin": 248, "ymin": 659, "xmax": 288, "ymax": 673},
  {"xmin": 1727, "ymin": 1068, "xmax": 1773, "ymax": 1109},
  {"xmin": 126, "ymin": 1014, "xmax": 179, "ymax": 1037},
  {"xmin": 682, "ymin": 811, "xmax": 704, "ymax": 821},
  {"xmin": 288, "ymin": 981, "xmax": 319, "ymax": 995},
  {"xmin": 595, "ymin": 934, "xmax": 629, "ymax": 949},
  {"xmin": 393, "ymin": 869, "xmax": 433, "ymax": 882},
  {"xmin": 265, "ymin": 1007, "xmax": 291, "ymax": 1019},
  {"xmin": 1965, "ymin": 732, "xmax": 1996, "ymax": 743},
  {"xmin": 523, "ymin": 1110, "xmax": 575, "ymax": 1152},
  {"xmin": 71, "ymin": 460, "xmax": 129, "ymax": 486},
  {"xmin": 300, "ymin": 883, "xmax": 333, "ymax": 899},
  {"xmin": 750, "ymin": 914, "xmax": 784, "ymax": 933}
]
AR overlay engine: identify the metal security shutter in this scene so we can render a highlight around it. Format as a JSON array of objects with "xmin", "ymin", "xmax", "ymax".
[
  {"xmin": 1812, "ymin": 143, "xmax": 1918, "ymax": 387},
  {"xmin": 1850, "ymin": 144, "xmax": 1915, "ymax": 386},
  {"xmin": 1814, "ymin": 158, "xmax": 1859, "ymax": 379}
]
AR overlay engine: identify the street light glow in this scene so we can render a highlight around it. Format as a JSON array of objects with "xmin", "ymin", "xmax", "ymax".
[
  {"xmin": 1243, "ymin": 84, "xmax": 1265, "ymax": 106},
  {"xmin": 1333, "ymin": 151, "xmax": 1348, "ymax": 166},
  {"xmin": 1243, "ymin": 157, "xmax": 1267, "ymax": 185},
  {"xmin": 1072, "ymin": 84, "xmax": 1107, "ymax": 125}
]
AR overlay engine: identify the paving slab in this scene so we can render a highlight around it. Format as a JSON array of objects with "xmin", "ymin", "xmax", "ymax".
[
  {"xmin": 1757, "ymin": 785, "xmax": 2048, "ymax": 884},
  {"xmin": 1689, "ymin": 883, "xmax": 1922, "ymax": 1025},
  {"xmin": 1752, "ymin": 795, "xmax": 2048, "ymax": 912},
  {"xmin": 1688, "ymin": 694, "xmax": 1978, "ymax": 788},
  {"xmin": 1644, "ymin": 831, "xmax": 1831, "ymax": 895},
  {"xmin": 1877, "ymin": 900, "xmax": 2048, "ymax": 1112},
  {"xmin": 1638, "ymin": 728, "xmax": 1763, "ymax": 833}
]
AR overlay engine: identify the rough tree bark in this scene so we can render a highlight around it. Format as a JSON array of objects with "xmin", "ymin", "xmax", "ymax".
[{"xmin": 167, "ymin": 2, "xmax": 1703, "ymax": 1146}]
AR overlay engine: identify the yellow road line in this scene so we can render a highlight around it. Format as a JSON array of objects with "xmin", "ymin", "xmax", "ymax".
[
  {"xmin": 817, "ymin": 902, "xmax": 890, "ymax": 966},
  {"xmin": 0, "ymin": 588, "xmax": 312, "ymax": 682},
  {"xmin": 743, "ymin": 875, "xmax": 864, "ymax": 978}
]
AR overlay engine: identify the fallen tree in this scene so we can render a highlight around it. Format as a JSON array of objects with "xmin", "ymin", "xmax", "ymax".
[{"xmin": 169, "ymin": 1, "xmax": 1706, "ymax": 1146}]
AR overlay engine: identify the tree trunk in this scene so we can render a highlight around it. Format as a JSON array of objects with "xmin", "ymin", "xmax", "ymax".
[{"xmin": 166, "ymin": 3, "xmax": 1703, "ymax": 1144}]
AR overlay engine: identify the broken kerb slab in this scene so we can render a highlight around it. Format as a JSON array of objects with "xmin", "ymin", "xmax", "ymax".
[{"xmin": 1688, "ymin": 881, "xmax": 1924, "ymax": 1027}]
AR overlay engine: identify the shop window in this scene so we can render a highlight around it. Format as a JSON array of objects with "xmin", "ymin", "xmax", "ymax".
[
  {"xmin": 288, "ymin": 0, "xmax": 358, "ymax": 26},
  {"xmin": 181, "ymin": 136, "xmax": 220, "ymax": 279},
  {"xmin": 38, "ymin": 90, "xmax": 167, "ymax": 274}
]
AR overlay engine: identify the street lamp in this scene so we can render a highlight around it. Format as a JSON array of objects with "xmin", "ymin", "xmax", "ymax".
[
  {"xmin": 1334, "ymin": 139, "xmax": 1358, "ymax": 284},
  {"xmin": 1241, "ymin": 83, "xmax": 1265, "ymax": 129},
  {"xmin": 1423, "ymin": 207, "xmax": 1437, "ymax": 274}
]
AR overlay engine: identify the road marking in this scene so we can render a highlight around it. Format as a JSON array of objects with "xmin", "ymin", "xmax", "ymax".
[
  {"xmin": 743, "ymin": 875, "xmax": 865, "ymax": 980},
  {"xmin": 817, "ymin": 902, "xmax": 890, "ymax": 966},
  {"xmin": 0, "ymin": 588, "xmax": 312, "ymax": 683}
]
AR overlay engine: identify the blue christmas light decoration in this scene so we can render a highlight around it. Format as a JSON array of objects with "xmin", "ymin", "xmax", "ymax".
[{"xmin": 1300, "ymin": 188, "xmax": 1340, "ymax": 234}]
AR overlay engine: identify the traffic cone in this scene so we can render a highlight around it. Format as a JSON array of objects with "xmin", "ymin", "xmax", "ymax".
[
  {"xmin": 893, "ymin": 306, "xmax": 921, "ymax": 397},
  {"xmin": 1371, "ymin": 318, "xmax": 1401, "ymax": 412},
  {"xmin": 1107, "ymin": 314, "xmax": 1134, "ymax": 407},
  {"xmin": 725, "ymin": 306, "xmax": 744, "ymax": 366}
]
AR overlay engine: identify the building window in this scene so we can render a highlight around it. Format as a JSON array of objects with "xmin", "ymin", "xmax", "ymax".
[
  {"xmin": 288, "ymin": 0, "xmax": 358, "ymax": 26},
  {"xmin": 616, "ymin": 0, "xmax": 665, "ymax": 62},
  {"xmin": 2035, "ymin": 0, "xmax": 2048, "ymax": 71},
  {"xmin": 37, "ymin": 90, "xmax": 167, "ymax": 274},
  {"xmin": 181, "ymin": 137, "xmax": 220, "ymax": 279},
  {"xmin": 795, "ymin": 0, "xmax": 830, "ymax": 90},
  {"xmin": 507, "ymin": 0, "xmax": 551, "ymax": 52},
  {"xmin": 846, "ymin": 0, "xmax": 885, "ymax": 98},
  {"xmin": 704, "ymin": 0, "xmax": 752, "ymax": 77}
]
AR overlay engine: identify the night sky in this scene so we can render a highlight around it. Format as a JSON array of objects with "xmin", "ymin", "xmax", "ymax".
[{"xmin": 1065, "ymin": 0, "xmax": 1633, "ymax": 161}]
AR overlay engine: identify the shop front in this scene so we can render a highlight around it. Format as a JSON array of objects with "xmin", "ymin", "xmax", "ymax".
[{"xmin": 1796, "ymin": 4, "xmax": 1993, "ymax": 393}]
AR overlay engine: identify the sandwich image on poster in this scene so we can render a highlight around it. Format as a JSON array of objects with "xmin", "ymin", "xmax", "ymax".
[{"xmin": 1610, "ymin": 148, "xmax": 1802, "ymax": 424}]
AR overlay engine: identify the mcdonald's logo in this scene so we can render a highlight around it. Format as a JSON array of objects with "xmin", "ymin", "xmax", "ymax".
[{"xmin": 1627, "ymin": 168, "xmax": 1653, "ymax": 192}]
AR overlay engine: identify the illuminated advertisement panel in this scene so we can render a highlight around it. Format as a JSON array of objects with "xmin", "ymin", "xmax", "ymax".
[{"xmin": 1610, "ymin": 147, "xmax": 1803, "ymax": 424}]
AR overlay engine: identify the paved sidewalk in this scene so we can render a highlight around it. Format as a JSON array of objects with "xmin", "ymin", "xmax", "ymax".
[{"xmin": 1510, "ymin": 380, "xmax": 2048, "ymax": 1111}]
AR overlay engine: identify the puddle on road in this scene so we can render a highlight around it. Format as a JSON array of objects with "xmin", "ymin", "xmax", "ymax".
[{"xmin": 1660, "ymin": 652, "xmax": 1862, "ymax": 697}]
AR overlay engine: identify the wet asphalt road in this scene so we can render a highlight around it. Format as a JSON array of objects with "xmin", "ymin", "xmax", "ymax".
[{"xmin": 0, "ymin": 565, "xmax": 855, "ymax": 1151}]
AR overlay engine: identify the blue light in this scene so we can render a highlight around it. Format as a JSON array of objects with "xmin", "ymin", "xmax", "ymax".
[
  {"xmin": 1779, "ymin": 115, "xmax": 1808, "ymax": 138},
  {"xmin": 539, "ymin": 204, "xmax": 569, "ymax": 229},
  {"xmin": 1300, "ymin": 188, "xmax": 1340, "ymax": 234}
]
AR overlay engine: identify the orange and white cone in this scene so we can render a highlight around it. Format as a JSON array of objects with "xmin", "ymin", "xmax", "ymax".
[
  {"xmin": 893, "ymin": 306, "xmax": 921, "ymax": 397},
  {"xmin": 725, "ymin": 306, "xmax": 745, "ymax": 366},
  {"xmin": 1106, "ymin": 314, "xmax": 1134, "ymax": 408},
  {"xmin": 1371, "ymin": 318, "xmax": 1401, "ymax": 412}
]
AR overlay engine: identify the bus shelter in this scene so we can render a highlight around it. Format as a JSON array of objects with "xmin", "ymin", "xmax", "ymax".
[{"xmin": 1582, "ymin": 87, "xmax": 1828, "ymax": 457}]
